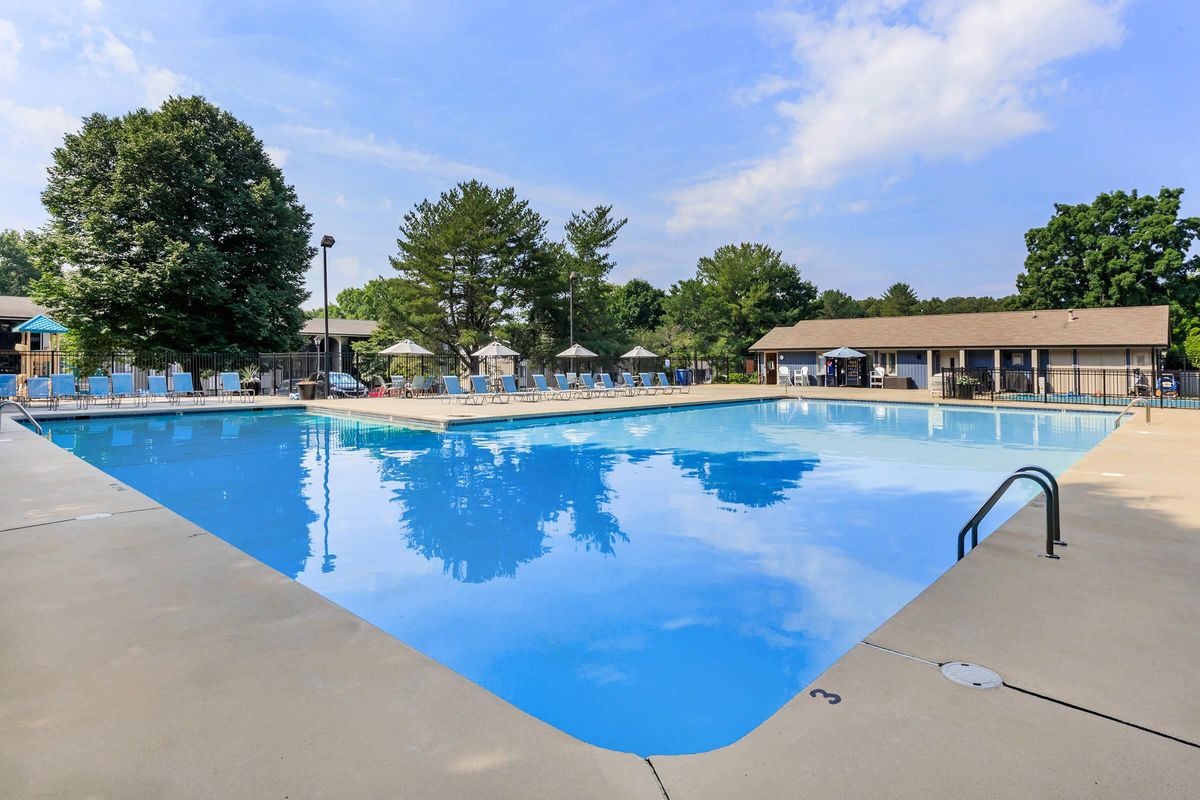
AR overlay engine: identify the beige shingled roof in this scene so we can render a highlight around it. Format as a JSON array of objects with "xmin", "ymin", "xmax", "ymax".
[
  {"xmin": 750, "ymin": 305, "xmax": 1170, "ymax": 351},
  {"xmin": 300, "ymin": 317, "xmax": 378, "ymax": 338},
  {"xmin": 0, "ymin": 295, "xmax": 49, "ymax": 321}
]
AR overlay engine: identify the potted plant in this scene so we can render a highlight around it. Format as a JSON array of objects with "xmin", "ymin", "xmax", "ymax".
[
  {"xmin": 956, "ymin": 372, "xmax": 980, "ymax": 399},
  {"xmin": 239, "ymin": 365, "xmax": 261, "ymax": 396}
]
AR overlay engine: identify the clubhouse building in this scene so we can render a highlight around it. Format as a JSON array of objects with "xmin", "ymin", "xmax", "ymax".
[{"xmin": 750, "ymin": 305, "xmax": 1170, "ymax": 389}]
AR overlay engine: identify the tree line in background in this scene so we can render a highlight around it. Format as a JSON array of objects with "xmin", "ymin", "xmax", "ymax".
[{"xmin": 1, "ymin": 96, "xmax": 1197, "ymax": 367}]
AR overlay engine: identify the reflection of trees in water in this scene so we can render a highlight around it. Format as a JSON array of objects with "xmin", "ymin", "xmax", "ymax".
[
  {"xmin": 671, "ymin": 449, "xmax": 819, "ymax": 508},
  {"xmin": 371, "ymin": 430, "xmax": 626, "ymax": 583}
]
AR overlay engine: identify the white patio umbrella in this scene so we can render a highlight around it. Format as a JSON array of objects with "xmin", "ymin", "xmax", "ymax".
[
  {"xmin": 621, "ymin": 346, "xmax": 658, "ymax": 359},
  {"xmin": 380, "ymin": 339, "xmax": 434, "ymax": 355},
  {"xmin": 557, "ymin": 343, "xmax": 598, "ymax": 378},
  {"xmin": 472, "ymin": 340, "xmax": 520, "ymax": 379}
]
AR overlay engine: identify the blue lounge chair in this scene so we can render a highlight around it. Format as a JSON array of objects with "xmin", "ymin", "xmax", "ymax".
[
  {"xmin": 599, "ymin": 373, "xmax": 633, "ymax": 396},
  {"xmin": 25, "ymin": 376, "xmax": 53, "ymax": 408},
  {"xmin": 87, "ymin": 375, "xmax": 114, "ymax": 406},
  {"xmin": 0, "ymin": 374, "xmax": 17, "ymax": 400},
  {"xmin": 111, "ymin": 373, "xmax": 139, "ymax": 406},
  {"xmin": 581, "ymin": 373, "xmax": 618, "ymax": 397},
  {"xmin": 219, "ymin": 372, "xmax": 254, "ymax": 403},
  {"xmin": 501, "ymin": 374, "xmax": 537, "ymax": 402},
  {"xmin": 145, "ymin": 375, "xmax": 174, "ymax": 405},
  {"xmin": 442, "ymin": 375, "xmax": 483, "ymax": 405},
  {"xmin": 171, "ymin": 373, "xmax": 205, "ymax": 404},
  {"xmin": 52, "ymin": 373, "xmax": 88, "ymax": 409},
  {"xmin": 532, "ymin": 373, "xmax": 564, "ymax": 400},
  {"xmin": 555, "ymin": 373, "xmax": 590, "ymax": 398},
  {"xmin": 620, "ymin": 372, "xmax": 647, "ymax": 396},
  {"xmin": 470, "ymin": 374, "xmax": 508, "ymax": 403},
  {"xmin": 655, "ymin": 372, "xmax": 682, "ymax": 394},
  {"xmin": 639, "ymin": 372, "xmax": 663, "ymax": 395}
]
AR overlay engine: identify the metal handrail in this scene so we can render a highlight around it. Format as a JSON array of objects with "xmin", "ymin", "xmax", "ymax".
[
  {"xmin": 0, "ymin": 400, "xmax": 42, "ymax": 434},
  {"xmin": 957, "ymin": 467, "xmax": 1061, "ymax": 561},
  {"xmin": 1114, "ymin": 397, "xmax": 1150, "ymax": 428}
]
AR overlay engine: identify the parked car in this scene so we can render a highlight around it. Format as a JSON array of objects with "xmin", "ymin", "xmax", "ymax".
[{"xmin": 328, "ymin": 371, "xmax": 368, "ymax": 398}]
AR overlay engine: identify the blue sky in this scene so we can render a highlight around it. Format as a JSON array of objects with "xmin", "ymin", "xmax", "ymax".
[{"xmin": 1, "ymin": 0, "xmax": 1197, "ymax": 303}]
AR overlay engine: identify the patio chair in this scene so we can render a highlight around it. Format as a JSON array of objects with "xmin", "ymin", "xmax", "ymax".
[
  {"xmin": 638, "ymin": 372, "xmax": 663, "ymax": 395},
  {"xmin": 797, "ymin": 366, "xmax": 810, "ymax": 387},
  {"xmin": 388, "ymin": 375, "xmax": 406, "ymax": 397},
  {"xmin": 407, "ymin": 375, "xmax": 429, "ymax": 397},
  {"xmin": 600, "ymin": 373, "xmax": 633, "ymax": 396},
  {"xmin": 566, "ymin": 371, "xmax": 579, "ymax": 389},
  {"xmin": 442, "ymin": 375, "xmax": 484, "ymax": 405},
  {"xmin": 145, "ymin": 375, "xmax": 175, "ymax": 405},
  {"xmin": 555, "ymin": 373, "xmax": 591, "ymax": 398},
  {"xmin": 870, "ymin": 366, "xmax": 885, "ymax": 389},
  {"xmin": 219, "ymin": 372, "xmax": 254, "ymax": 403},
  {"xmin": 25, "ymin": 376, "xmax": 54, "ymax": 409},
  {"xmin": 0, "ymin": 374, "xmax": 17, "ymax": 401},
  {"xmin": 501, "ymin": 374, "xmax": 538, "ymax": 402},
  {"xmin": 86, "ymin": 375, "xmax": 114, "ymax": 407},
  {"xmin": 470, "ymin": 374, "xmax": 508, "ymax": 403},
  {"xmin": 532, "ymin": 373, "xmax": 565, "ymax": 400},
  {"xmin": 620, "ymin": 372, "xmax": 647, "ymax": 396},
  {"xmin": 655, "ymin": 372, "xmax": 681, "ymax": 394},
  {"xmin": 581, "ymin": 373, "xmax": 617, "ymax": 397},
  {"xmin": 51, "ymin": 373, "xmax": 89, "ymax": 409},
  {"xmin": 111, "ymin": 373, "xmax": 143, "ymax": 407},
  {"xmin": 171, "ymin": 372, "xmax": 205, "ymax": 404}
]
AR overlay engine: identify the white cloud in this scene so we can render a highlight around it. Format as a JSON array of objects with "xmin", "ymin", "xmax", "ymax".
[
  {"xmin": 334, "ymin": 193, "xmax": 347, "ymax": 208},
  {"xmin": 733, "ymin": 73, "xmax": 802, "ymax": 105},
  {"xmin": 0, "ymin": 19, "xmax": 21, "ymax": 79},
  {"xmin": 81, "ymin": 0, "xmax": 104, "ymax": 15},
  {"xmin": 264, "ymin": 146, "xmax": 289, "ymax": 167},
  {"xmin": 82, "ymin": 26, "xmax": 138, "ymax": 74},
  {"xmin": 142, "ymin": 66, "xmax": 184, "ymax": 106},
  {"xmin": 0, "ymin": 100, "xmax": 77, "ymax": 148},
  {"xmin": 668, "ymin": 0, "xmax": 1127, "ymax": 232}
]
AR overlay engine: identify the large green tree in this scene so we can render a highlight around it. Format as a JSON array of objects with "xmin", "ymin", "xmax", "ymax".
[
  {"xmin": 877, "ymin": 281, "xmax": 921, "ymax": 316},
  {"xmin": 817, "ymin": 289, "xmax": 864, "ymax": 319},
  {"xmin": 0, "ymin": 230, "xmax": 38, "ymax": 296},
  {"xmin": 33, "ymin": 96, "xmax": 313, "ymax": 352},
  {"xmin": 607, "ymin": 278, "xmax": 666, "ymax": 333},
  {"xmin": 684, "ymin": 243, "xmax": 818, "ymax": 355},
  {"xmin": 379, "ymin": 180, "xmax": 556, "ymax": 370},
  {"xmin": 1014, "ymin": 187, "xmax": 1200, "ymax": 356}
]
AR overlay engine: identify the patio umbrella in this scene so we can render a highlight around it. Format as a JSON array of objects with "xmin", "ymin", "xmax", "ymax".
[
  {"xmin": 621, "ymin": 346, "xmax": 658, "ymax": 359},
  {"xmin": 472, "ymin": 340, "xmax": 520, "ymax": 379},
  {"xmin": 557, "ymin": 343, "xmax": 598, "ymax": 377},
  {"xmin": 822, "ymin": 346, "xmax": 866, "ymax": 359},
  {"xmin": 380, "ymin": 339, "xmax": 434, "ymax": 355}
]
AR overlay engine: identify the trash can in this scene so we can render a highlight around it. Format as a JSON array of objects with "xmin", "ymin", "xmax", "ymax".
[
  {"xmin": 297, "ymin": 380, "xmax": 317, "ymax": 400},
  {"xmin": 675, "ymin": 368, "xmax": 691, "ymax": 386}
]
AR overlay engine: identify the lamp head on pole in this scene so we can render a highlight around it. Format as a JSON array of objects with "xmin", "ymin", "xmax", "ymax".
[{"xmin": 320, "ymin": 234, "xmax": 336, "ymax": 249}]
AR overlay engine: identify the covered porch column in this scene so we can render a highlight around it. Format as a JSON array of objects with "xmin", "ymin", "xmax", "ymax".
[
  {"xmin": 993, "ymin": 348, "xmax": 1001, "ymax": 392},
  {"xmin": 926, "ymin": 349, "xmax": 934, "ymax": 387},
  {"xmin": 1031, "ymin": 348, "xmax": 1039, "ymax": 393}
]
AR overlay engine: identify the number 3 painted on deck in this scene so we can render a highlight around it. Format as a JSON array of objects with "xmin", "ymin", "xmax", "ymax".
[{"xmin": 809, "ymin": 688, "xmax": 841, "ymax": 704}]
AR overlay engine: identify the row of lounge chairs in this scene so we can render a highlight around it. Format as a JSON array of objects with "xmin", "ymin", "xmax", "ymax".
[
  {"xmin": 0, "ymin": 372, "xmax": 252, "ymax": 410},
  {"xmin": 442, "ymin": 371, "xmax": 689, "ymax": 405}
]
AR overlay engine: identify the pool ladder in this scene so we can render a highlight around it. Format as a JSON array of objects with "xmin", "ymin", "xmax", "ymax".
[
  {"xmin": 1114, "ymin": 397, "xmax": 1150, "ymax": 428},
  {"xmin": 957, "ymin": 465, "xmax": 1062, "ymax": 561},
  {"xmin": 0, "ymin": 400, "xmax": 42, "ymax": 434}
]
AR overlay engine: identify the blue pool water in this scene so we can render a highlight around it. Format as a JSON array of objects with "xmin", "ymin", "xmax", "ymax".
[{"xmin": 38, "ymin": 400, "xmax": 1110, "ymax": 755}]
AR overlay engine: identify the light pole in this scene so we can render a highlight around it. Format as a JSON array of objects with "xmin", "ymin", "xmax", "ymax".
[
  {"xmin": 320, "ymin": 234, "xmax": 335, "ymax": 397},
  {"xmin": 569, "ymin": 270, "xmax": 579, "ymax": 375}
]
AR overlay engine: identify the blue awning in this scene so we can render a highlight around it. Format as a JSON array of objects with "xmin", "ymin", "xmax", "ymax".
[{"xmin": 14, "ymin": 314, "xmax": 69, "ymax": 334}]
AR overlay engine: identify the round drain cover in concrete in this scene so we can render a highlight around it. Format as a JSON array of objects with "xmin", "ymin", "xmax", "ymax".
[
  {"xmin": 75, "ymin": 512, "xmax": 113, "ymax": 521},
  {"xmin": 940, "ymin": 662, "xmax": 1002, "ymax": 689}
]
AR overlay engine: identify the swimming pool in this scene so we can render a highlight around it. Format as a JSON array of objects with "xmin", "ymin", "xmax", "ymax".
[{"xmin": 38, "ymin": 399, "xmax": 1110, "ymax": 755}]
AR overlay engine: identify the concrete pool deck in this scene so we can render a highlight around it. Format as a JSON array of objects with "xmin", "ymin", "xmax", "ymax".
[{"xmin": 1, "ymin": 388, "xmax": 1197, "ymax": 797}]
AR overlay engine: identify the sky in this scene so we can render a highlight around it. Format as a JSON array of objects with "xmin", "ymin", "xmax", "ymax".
[{"xmin": 1, "ymin": 0, "xmax": 1197, "ymax": 304}]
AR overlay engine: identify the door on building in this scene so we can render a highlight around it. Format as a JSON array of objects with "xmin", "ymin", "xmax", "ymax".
[{"xmin": 764, "ymin": 352, "xmax": 778, "ymax": 385}]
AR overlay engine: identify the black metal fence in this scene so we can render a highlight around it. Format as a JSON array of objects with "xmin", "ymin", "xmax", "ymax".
[{"xmin": 939, "ymin": 366, "xmax": 1200, "ymax": 409}]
